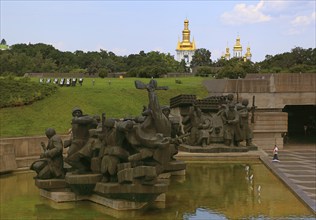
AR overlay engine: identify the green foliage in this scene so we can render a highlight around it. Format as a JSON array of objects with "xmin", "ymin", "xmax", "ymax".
[
  {"xmin": 127, "ymin": 65, "xmax": 169, "ymax": 78},
  {"xmin": 195, "ymin": 66, "xmax": 216, "ymax": 77},
  {"xmin": 0, "ymin": 44, "xmax": 183, "ymax": 78},
  {"xmin": 0, "ymin": 77, "xmax": 208, "ymax": 137},
  {"xmin": 258, "ymin": 47, "xmax": 316, "ymax": 73},
  {"xmin": 98, "ymin": 68, "xmax": 108, "ymax": 78},
  {"xmin": 214, "ymin": 58, "xmax": 257, "ymax": 79},
  {"xmin": 191, "ymin": 48, "xmax": 212, "ymax": 68},
  {"xmin": 0, "ymin": 77, "xmax": 58, "ymax": 108},
  {"xmin": 126, "ymin": 51, "xmax": 183, "ymax": 77}
]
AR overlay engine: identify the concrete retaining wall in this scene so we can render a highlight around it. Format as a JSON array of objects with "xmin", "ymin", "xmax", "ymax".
[
  {"xmin": 0, "ymin": 135, "xmax": 69, "ymax": 170},
  {"xmin": 0, "ymin": 142, "xmax": 17, "ymax": 173}
]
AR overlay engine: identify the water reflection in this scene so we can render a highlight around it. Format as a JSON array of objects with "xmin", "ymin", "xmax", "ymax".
[{"xmin": 0, "ymin": 163, "xmax": 314, "ymax": 219}]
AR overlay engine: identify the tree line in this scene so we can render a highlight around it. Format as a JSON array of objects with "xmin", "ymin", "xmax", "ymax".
[{"xmin": 0, "ymin": 41, "xmax": 315, "ymax": 79}]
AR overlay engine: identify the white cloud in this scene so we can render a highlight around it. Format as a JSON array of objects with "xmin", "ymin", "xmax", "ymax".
[
  {"xmin": 287, "ymin": 12, "xmax": 316, "ymax": 35},
  {"xmin": 291, "ymin": 12, "xmax": 316, "ymax": 26},
  {"xmin": 221, "ymin": 1, "xmax": 271, "ymax": 25}
]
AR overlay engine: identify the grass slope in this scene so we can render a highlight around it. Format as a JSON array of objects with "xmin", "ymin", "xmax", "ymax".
[{"xmin": 0, "ymin": 77, "xmax": 209, "ymax": 137}]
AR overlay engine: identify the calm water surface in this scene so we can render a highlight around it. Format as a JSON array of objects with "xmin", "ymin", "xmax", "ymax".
[{"xmin": 0, "ymin": 162, "xmax": 314, "ymax": 220}]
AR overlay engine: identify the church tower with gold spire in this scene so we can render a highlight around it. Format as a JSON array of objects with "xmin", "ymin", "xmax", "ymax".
[
  {"xmin": 233, "ymin": 35, "xmax": 243, "ymax": 58},
  {"xmin": 176, "ymin": 19, "xmax": 196, "ymax": 67},
  {"xmin": 222, "ymin": 36, "xmax": 252, "ymax": 62},
  {"xmin": 224, "ymin": 45, "xmax": 230, "ymax": 60},
  {"xmin": 244, "ymin": 45, "xmax": 252, "ymax": 61}
]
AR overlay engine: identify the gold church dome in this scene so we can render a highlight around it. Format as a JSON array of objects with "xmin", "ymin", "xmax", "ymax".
[
  {"xmin": 176, "ymin": 19, "xmax": 196, "ymax": 51},
  {"xmin": 233, "ymin": 36, "xmax": 242, "ymax": 50}
]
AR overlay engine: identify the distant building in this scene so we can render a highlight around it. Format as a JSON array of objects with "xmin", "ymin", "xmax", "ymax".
[
  {"xmin": 222, "ymin": 36, "xmax": 252, "ymax": 62},
  {"xmin": 176, "ymin": 19, "xmax": 196, "ymax": 68}
]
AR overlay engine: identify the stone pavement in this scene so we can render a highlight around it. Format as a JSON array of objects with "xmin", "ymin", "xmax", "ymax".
[{"xmin": 260, "ymin": 142, "xmax": 316, "ymax": 214}]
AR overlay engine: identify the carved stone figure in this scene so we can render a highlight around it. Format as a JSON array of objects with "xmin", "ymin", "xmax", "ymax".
[
  {"xmin": 30, "ymin": 128, "xmax": 64, "ymax": 179},
  {"xmin": 64, "ymin": 108, "xmax": 98, "ymax": 173},
  {"xmin": 238, "ymin": 99, "xmax": 254, "ymax": 146},
  {"xmin": 221, "ymin": 103, "xmax": 242, "ymax": 146},
  {"xmin": 186, "ymin": 106, "xmax": 213, "ymax": 147}
]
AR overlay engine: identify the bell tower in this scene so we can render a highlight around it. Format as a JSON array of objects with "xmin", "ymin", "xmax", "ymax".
[
  {"xmin": 176, "ymin": 19, "xmax": 196, "ymax": 69},
  {"xmin": 233, "ymin": 35, "xmax": 243, "ymax": 58}
]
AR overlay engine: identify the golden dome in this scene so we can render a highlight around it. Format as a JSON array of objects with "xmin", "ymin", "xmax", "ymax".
[
  {"xmin": 176, "ymin": 19, "xmax": 196, "ymax": 51},
  {"xmin": 233, "ymin": 36, "xmax": 242, "ymax": 51}
]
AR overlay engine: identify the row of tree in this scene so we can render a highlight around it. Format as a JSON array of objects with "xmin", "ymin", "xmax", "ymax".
[{"xmin": 0, "ymin": 41, "xmax": 315, "ymax": 79}]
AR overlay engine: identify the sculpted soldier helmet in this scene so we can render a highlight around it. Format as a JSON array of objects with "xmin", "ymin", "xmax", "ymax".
[
  {"xmin": 72, "ymin": 107, "xmax": 83, "ymax": 117},
  {"xmin": 241, "ymin": 99, "xmax": 249, "ymax": 106},
  {"xmin": 45, "ymin": 128, "xmax": 56, "ymax": 138},
  {"xmin": 227, "ymin": 93, "xmax": 234, "ymax": 101},
  {"xmin": 104, "ymin": 118, "xmax": 116, "ymax": 128}
]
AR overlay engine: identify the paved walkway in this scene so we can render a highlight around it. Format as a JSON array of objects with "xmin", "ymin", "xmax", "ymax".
[{"xmin": 260, "ymin": 142, "xmax": 316, "ymax": 214}]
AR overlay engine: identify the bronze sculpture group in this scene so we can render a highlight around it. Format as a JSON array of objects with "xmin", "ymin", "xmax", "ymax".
[{"xmin": 30, "ymin": 79, "xmax": 256, "ymax": 209}]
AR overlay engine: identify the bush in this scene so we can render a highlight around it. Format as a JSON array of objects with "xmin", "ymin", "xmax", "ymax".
[
  {"xmin": 0, "ymin": 77, "xmax": 58, "ymax": 108},
  {"xmin": 195, "ymin": 66, "xmax": 216, "ymax": 77}
]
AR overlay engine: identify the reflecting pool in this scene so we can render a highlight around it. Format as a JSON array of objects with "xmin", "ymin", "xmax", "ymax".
[{"xmin": 0, "ymin": 162, "xmax": 314, "ymax": 219}]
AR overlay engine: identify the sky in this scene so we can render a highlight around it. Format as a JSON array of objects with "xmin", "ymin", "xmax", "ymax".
[{"xmin": 1, "ymin": 0, "xmax": 315, "ymax": 62}]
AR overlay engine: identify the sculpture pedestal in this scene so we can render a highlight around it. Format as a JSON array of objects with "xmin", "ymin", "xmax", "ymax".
[
  {"xmin": 34, "ymin": 175, "xmax": 169, "ymax": 210},
  {"xmin": 179, "ymin": 144, "xmax": 257, "ymax": 153}
]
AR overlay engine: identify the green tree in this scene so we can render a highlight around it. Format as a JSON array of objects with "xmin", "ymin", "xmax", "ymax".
[
  {"xmin": 1, "ymin": 39, "xmax": 7, "ymax": 45},
  {"xmin": 190, "ymin": 48, "xmax": 212, "ymax": 68}
]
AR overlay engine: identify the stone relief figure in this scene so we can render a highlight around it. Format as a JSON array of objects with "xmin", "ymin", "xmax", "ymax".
[
  {"xmin": 64, "ymin": 107, "xmax": 98, "ymax": 173},
  {"xmin": 237, "ymin": 99, "xmax": 254, "ymax": 146},
  {"xmin": 185, "ymin": 106, "xmax": 213, "ymax": 147},
  {"xmin": 221, "ymin": 103, "xmax": 242, "ymax": 146},
  {"xmin": 30, "ymin": 128, "xmax": 64, "ymax": 179},
  {"xmin": 99, "ymin": 119, "xmax": 132, "ymax": 182},
  {"xmin": 68, "ymin": 128, "xmax": 103, "ymax": 174}
]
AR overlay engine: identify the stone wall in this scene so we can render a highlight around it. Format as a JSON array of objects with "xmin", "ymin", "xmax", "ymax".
[
  {"xmin": 251, "ymin": 111, "xmax": 288, "ymax": 149},
  {"xmin": 202, "ymin": 73, "xmax": 316, "ymax": 150},
  {"xmin": 0, "ymin": 142, "xmax": 17, "ymax": 173},
  {"xmin": 0, "ymin": 135, "xmax": 69, "ymax": 170}
]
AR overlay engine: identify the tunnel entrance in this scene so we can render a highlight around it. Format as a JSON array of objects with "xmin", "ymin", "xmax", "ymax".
[{"xmin": 282, "ymin": 105, "xmax": 316, "ymax": 144}]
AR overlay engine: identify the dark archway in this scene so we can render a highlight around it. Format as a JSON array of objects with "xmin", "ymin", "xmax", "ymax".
[{"xmin": 282, "ymin": 105, "xmax": 316, "ymax": 143}]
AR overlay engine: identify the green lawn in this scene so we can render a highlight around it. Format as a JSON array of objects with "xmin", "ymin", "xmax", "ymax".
[{"xmin": 0, "ymin": 77, "xmax": 209, "ymax": 137}]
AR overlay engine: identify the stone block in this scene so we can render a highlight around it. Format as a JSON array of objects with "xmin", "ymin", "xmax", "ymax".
[
  {"xmin": 35, "ymin": 179, "xmax": 68, "ymax": 189},
  {"xmin": 133, "ymin": 166, "xmax": 157, "ymax": 179},
  {"xmin": 117, "ymin": 162, "xmax": 131, "ymax": 171},
  {"xmin": 117, "ymin": 168, "xmax": 134, "ymax": 183},
  {"xmin": 164, "ymin": 161, "xmax": 186, "ymax": 172},
  {"xmin": 0, "ymin": 143, "xmax": 17, "ymax": 173},
  {"xmin": 65, "ymin": 173, "xmax": 102, "ymax": 184},
  {"xmin": 94, "ymin": 181, "xmax": 168, "ymax": 195},
  {"xmin": 40, "ymin": 189, "xmax": 78, "ymax": 202},
  {"xmin": 89, "ymin": 194, "xmax": 147, "ymax": 210},
  {"xmin": 154, "ymin": 193, "xmax": 166, "ymax": 202}
]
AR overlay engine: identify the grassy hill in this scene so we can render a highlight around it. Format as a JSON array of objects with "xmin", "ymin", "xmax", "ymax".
[{"xmin": 0, "ymin": 77, "xmax": 209, "ymax": 137}]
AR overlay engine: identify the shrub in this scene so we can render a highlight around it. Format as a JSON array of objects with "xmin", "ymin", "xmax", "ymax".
[{"xmin": 0, "ymin": 77, "xmax": 58, "ymax": 108}]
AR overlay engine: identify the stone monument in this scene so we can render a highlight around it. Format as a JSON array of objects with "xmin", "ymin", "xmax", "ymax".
[
  {"xmin": 170, "ymin": 93, "xmax": 258, "ymax": 153},
  {"xmin": 31, "ymin": 79, "xmax": 186, "ymax": 210}
]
